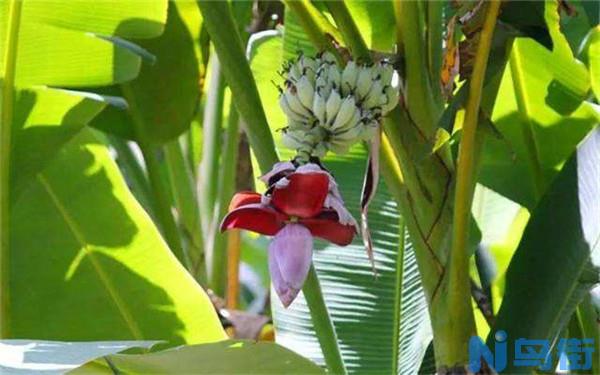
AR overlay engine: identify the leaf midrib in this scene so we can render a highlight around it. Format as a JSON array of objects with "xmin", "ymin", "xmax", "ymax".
[
  {"xmin": 1, "ymin": 0, "xmax": 24, "ymax": 338},
  {"xmin": 37, "ymin": 173, "xmax": 144, "ymax": 341},
  {"xmin": 509, "ymin": 43, "xmax": 546, "ymax": 201}
]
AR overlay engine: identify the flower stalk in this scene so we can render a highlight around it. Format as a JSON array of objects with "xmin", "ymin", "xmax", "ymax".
[{"xmin": 303, "ymin": 265, "xmax": 346, "ymax": 375}]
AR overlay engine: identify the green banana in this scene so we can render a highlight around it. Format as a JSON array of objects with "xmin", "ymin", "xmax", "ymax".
[
  {"xmin": 312, "ymin": 92, "xmax": 326, "ymax": 125},
  {"xmin": 331, "ymin": 96, "xmax": 356, "ymax": 131},
  {"xmin": 325, "ymin": 89, "xmax": 342, "ymax": 125},
  {"xmin": 296, "ymin": 76, "xmax": 315, "ymax": 110},
  {"xmin": 341, "ymin": 60, "xmax": 358, "ymax": 96}
]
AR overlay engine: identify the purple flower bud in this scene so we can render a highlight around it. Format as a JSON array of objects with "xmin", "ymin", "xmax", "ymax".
[
  {"xmin": 259, "ymin": 161, "xmax": 295, "ymax": 185},
  {"xmin": 268, "ymin": 223, "xmax": 313, "ymax": 307}
]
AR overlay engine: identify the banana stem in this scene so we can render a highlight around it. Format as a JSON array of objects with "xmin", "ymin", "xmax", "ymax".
[
  {"xmin": 303, "ymin": 265, "xmax": 347, "ymax": 375},
  {"xmin": 448, "ymin": 0, "xmax": 501, "ymax": 364},
  {"xmin": 122, "ymin": 84, "xmax": 188, "ymax": 268}
]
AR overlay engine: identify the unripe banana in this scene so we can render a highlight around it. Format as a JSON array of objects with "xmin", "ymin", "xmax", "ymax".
[
  {"xmin": 287, "ymin": 120, "xmax": 308, "ymax": 131},
  {"xmin": 312, "ymin": 92, "xmax": 326, "ymax": 125},
  {"xmin": 299, "ymin": 56, "xmax": 316, "ymax": 73},
  {"xmin": 341, "ymin": 60, "xmax": 358, "ymax": 96},
  {"xmin": 296, "ymin": 76, "xmax": 314, "ymax": 110},
  {"xmin": 331, "ymin": 96, "xmax": 356, "ymax": 130},
  {"xmin": 328, "ymin": 139, "xmax": 353, "ymax": 155},
  {"xmin": 284, "ymin": 88, "xmax": 312, "ymax": 118},
  {"xmin": 379, "ymin": 62, "xmax": 394, "ymax": 86},
  {"xmin": 325, "ymin": 90, "xmax": 342, "ymax": 126},
  {"xmin": 320, "ymin": 51, "xmax": 337, "ymax": 66},
  {"xmin": 356, "ymin": 66, "xmax": 374, "ymax": 99},
  {"xmin": 315, "ymin": 72, "xmax": 328, "ymax": 90},
  {"xmin": 327, "ymin": 64, "xmax": 341, "ymax": 88},
  {"xmin": 333, "ymin": 123, "xmax": 363, "ymax": 141},
  {"xmin": 363, "ymin": 79, "xmax": 383, "ymax": 109},
  {"xmin": 288, "ymin": 63, "xmax": 302, "ymax": 83},
  {"xmin": 279, "ymin": 94, "xmax": 307, "ymax": 122},
  {"xmin": 381, "ymin": 85, "xmax": 399, "ymax": 114},
  {"xmin": 359, "ymin": 121, "xmax": 379, "ymax": 140},
  {"xmin": 282, "ymin": 129, "xmax": 307, "ymax": 150},
  {"xmin": 336, "ymin": 107, "xmax": 362, "ymax": 132}
]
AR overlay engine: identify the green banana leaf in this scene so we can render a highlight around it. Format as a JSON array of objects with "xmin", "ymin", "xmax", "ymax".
[
  {"xmin": 249, "ymin": 27, "xmax": 432, "ymax": 374},
  {"xmin": 479, "ymin": 37, "xmax": 598, "ymax": 209},
  {"xmin": 10, "ymin": 87, "xmax": 123, "ymax": 200},
  {"xmin": 10, "ymin": 129, "xmax": 226, "ymax": 343},
  {"xmin": 2, "ymin": 0, "xmax": 167, "ymax": 195},
  {"xmin": 90, "ymin": 0, "xmax": 204, "ymax": 143},
  {"xmin": 344, "ymin": 1, "xmax": 396, "ymax": 53},
  {"xmin": 0, "ymin": 339, "xmax": 158, "ymax": 374},
  {"xmin": 75, "ymin": 340, "xmax": 324, "ymax": 374},
  {"xmin": 490, "ymin": 127, "xmax": 600, "ymax": 373},
  {"xmin": 0, "ymin": 0, "xmax": 166, "ymax": 87}
]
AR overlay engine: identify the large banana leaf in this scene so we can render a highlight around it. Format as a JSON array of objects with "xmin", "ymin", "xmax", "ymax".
[
  {"xmin": 75, "ymin": 340, "xmax": 325, "ymax": 374},
  {"xmin": 342, "ymin": 1, "xmax": 396, "ymax": 53},
  {"xmin": 2, "ymin": 0, "xmax": 168, "ymax": 193},
  {"xmin": 490, "ymin": 127, "xmax": 600, "ymax": 372},
  {"xmin": 90, "ymin": 0, "xmax": 204, "ymax": 143},
  {"xmin": 10, "ymin": 87, "xmax": 123, "ymax": 200},
  {"xmin": 0, "ymin": 1, "xmax": 166, "ymax": 87},
  {"xmin": 249, "ymin": 28, "xmax": 432, "ymax": 374},
  {"xmin": 1, "ymin": 0, "xmax": 220, "ymax": 340},
  {"xmin": 10, "ymin": 129, "xmax": 226, "ymax": 343},
  {"xmin": 479, "ymin": 37, "xmax": 598, "ymax": 209}
]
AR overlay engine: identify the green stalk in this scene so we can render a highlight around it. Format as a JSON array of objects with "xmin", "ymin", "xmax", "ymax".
[
  {"xmin": 284, "ymin": 0, "xmax": 342, "ymax": 58},
  {"xmin": 324, "ymin": 2, "xmax": 370, "ymax": 62},
  {"xmin": 122, "ymin": 84, "xmax": 187, "ymax": 268},
  {"xmin": 198, "ymin": 55, "xmax": 225, "ymax": 250},
  {"xmin": 197, "ymin": 0, "xmax": 278, "ymax": 175},
  {"xmin": 164, "ymin": 139, "xmax": 206, "ymax": 285},
  {"xmin": 303, "ymin": 265, "xmax": 346, "ymax": 375},
  {"xmin": 109, "ymin": 135, "xmax": 154, "ymax": 217},
  {"xmin": 0, "ymin": 0, "xmax": 23, "ymax": 338},
  {"xmin": 394, "ymin": 0, "xmax": 440, "ymax": 137},
  {"xmin": 426, "ymin": 1, "xmax": 443, "ymax": 107},
  {"xmin": 211, "ymin": 104, "xmax": 240, "ymax": 296},
  {"xmin": 448, "ymin": 0, "xmax": 501, "ymax": 365}
]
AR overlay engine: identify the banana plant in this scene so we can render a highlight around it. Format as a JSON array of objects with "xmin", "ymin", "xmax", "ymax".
[{"xmin": 1, "ymin": 0, "xmax": 600, "ymax": 374}]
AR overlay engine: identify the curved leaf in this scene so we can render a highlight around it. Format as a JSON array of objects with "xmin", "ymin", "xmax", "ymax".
[
  {"xmin": 90, "ymin": 1, "xmax": 204, "ymax": 143},
  {"xmin": 479, "ymin": 37, "xmax": 598, "ymax": 208},
  {"xmin": 10, "ymin": 87, "xmax": 122, "ymax": 200},
  {"xmin": 10, "ymin": 129, "xmax": 226, "ymax": 344},
  {"xmin": 80, "ymin": 340, "xmax": 324, "ymax": 374},
  {"xmin": 0, "ymin": 0, "xmax": 167, "ymax": 87},
  {"xmin": 491, "ymin": 127, "xmax": 600, "ymax": 372},
  {"xmin": 0, "ymin": 339, "xmax": 158, "ymax": 374}
]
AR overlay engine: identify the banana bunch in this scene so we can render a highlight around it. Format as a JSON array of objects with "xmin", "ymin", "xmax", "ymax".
[{"xmin": 279, "ymin": 52, "xmax": 399, "ymax": 160}]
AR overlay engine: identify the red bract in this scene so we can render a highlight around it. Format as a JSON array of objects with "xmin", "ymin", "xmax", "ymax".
[
  {"xmin": 221, "ymin": 172, "xmax": 355, "ymax": 246},
  {"xmin": 220, "ymin": 165, "xmax": 356, "ymax": 307}
]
